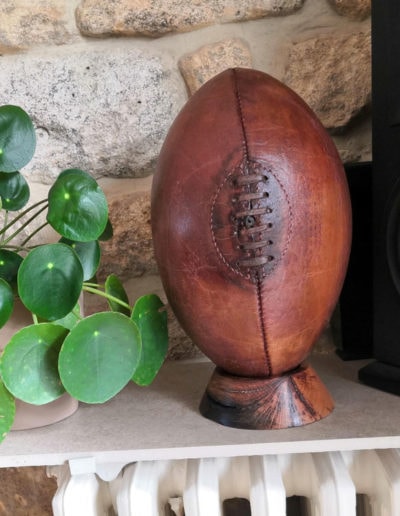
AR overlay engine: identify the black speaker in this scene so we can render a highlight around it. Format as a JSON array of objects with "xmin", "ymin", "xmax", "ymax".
[
  {"xmin": 358, "ymin": 0, "xmax": 400, "ymax": 394},
  {"xmin": 335, "ymin": 162, "xmax": 373, "ymax": 361}
]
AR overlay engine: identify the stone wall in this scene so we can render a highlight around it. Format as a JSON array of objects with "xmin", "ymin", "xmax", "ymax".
[{"xmin": 0, "ymin": 0, "xmax": 371, "ymax": 360}]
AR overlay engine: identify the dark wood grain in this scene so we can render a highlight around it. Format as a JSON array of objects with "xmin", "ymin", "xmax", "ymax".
[{"xmin": 200, "ymin": 363, "xmax": 334, "ymax": 429}]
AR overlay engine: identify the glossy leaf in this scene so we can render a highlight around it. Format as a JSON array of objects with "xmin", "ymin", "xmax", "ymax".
[
  {"xmin": 0, "ymin": 105, "xmax": 36, "ymax": 172},
  {"xmin": 99, "ymin": 218, "xmax": 113, "ymax": 241},
  {"xmin": 39, "ymin": 303, "xmax": 82, "ymax": 331},
  {"xmin": 0, "ymin": 249, "xmax": 23, "ymax": 290},
  {"xmin": 131, "ymin": 294, "xmax": 168, "ymax": 386},
  {"xmin": 0, "ymin": 323, "xmax": 68, "ymax": 404},
  {"xmin": 105, "ymin": 274, "xmax": 130, "ymax": 316},
  {"xmin": 18, "ymin": 243, "xmax": 83, "ymax": 320},
  {"xmin": 60, "ymin": 237, "xmax": 101, "ymax": 281},
  {"xmin": 47, "ymin": 169, "xmax": 108, "ymax": 242},
  {"xmin": 0, "ymin": 278, "xmax": 14, "ymax": 329},
  {"xmin": 0, "ymin": 381, "xmax": 15, "ymax": 443},
  {"xmin": 58, "ymin": 312, "xmax": 141, "ymax": 403},
  {"xmin": 0, "ymin": 171, "xmax": 30, "ymax": 211}
]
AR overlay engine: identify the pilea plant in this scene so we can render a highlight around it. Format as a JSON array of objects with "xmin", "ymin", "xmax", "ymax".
[{"xmin": 0, "ymin": 105, "xmax": 168, "ymax": 442}]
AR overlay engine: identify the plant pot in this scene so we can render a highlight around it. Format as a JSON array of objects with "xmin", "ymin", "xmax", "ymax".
[{"xmin": 0, "ymin": 299, "xmax": 78, "ymax": 431}]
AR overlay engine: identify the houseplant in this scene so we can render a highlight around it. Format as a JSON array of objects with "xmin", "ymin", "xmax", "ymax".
[{"xmin": 0, "ymin": 105, "xmax": 168, "ymax": 442}]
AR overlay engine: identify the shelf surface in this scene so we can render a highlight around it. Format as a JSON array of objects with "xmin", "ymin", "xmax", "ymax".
[{"xmin": 1, "ymin": 353, "xmax": 400, "ymax": 467}]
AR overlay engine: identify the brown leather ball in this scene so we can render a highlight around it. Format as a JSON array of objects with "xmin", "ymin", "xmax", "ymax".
[{"xmin": 152, "ymin": 68, "xmax": 351, "ymax": 379}]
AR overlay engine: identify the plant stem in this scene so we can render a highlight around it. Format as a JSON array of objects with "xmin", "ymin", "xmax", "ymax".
[
  {"xmin": 1, "ymin": 204, "xmax": 48, "ymax": 247},
  {"xmin": 32, "ymin": 313, "xmax": 38, "ymax": 325},
  {"xmin": 0, "ymin": 211, "xmax": 8, "ymax": 244},
  {"xmin": 83, "ymin": 282, "xmax": 104, "ymax": 289},
  {"xmin": 0, "ymin": 244, "xmax": 35, "ymax": 252},
  {"xmin": 0, "ymin": 199, "xmax": 47, "ymax": 238},
  {"xmin": 18, "ymin": 221, "xmax": 49, "ymax": 249},
  {"xmin": 83, "ymin": 285, "xmax": 131, "ymax": 311},
  {"xmin": 72, "ymin": 305, "xmax": 83, "ymax": 320}
]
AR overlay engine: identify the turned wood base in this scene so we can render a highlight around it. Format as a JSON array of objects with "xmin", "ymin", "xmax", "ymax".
[{"xmin": 199, "ymin": 363, "xmax": 334, "ymax": 429}]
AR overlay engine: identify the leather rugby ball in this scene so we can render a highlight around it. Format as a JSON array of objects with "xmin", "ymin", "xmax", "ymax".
[{"xmin": 151, "ymin": 68, "xmax": 351, "ymax": 428}]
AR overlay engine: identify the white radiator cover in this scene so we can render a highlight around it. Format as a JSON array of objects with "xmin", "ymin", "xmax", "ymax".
[{"xmin": 48, "ymin": 449, "xmax": 400, "ymax": 516}]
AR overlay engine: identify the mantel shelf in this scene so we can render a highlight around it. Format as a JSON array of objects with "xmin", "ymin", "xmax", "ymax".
[{"xmin": 0, "ymin": 353, "xmax": 399, "ymax": 468}]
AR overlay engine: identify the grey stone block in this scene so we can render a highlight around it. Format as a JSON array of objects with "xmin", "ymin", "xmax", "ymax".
[
  {"xmin": 76, "ymin": 0, "xmax": 305, "ymax": 38},
  {"xmin": 0, "ymin": 46, "xmax": 187, "ymax": 182}
]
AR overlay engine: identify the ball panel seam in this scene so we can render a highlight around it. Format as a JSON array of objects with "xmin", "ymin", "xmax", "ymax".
[
  {"xmin": 256, "ymin": 275, "xmax": 272, "ymax": 376},
  {"xmin": 232, "ymin": 67, "xmax": 250, "ymax": 163}
]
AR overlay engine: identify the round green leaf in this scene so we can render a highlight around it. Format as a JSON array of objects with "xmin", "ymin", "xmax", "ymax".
[
  {"xmin": 47, "ymin": 169, "xmax": 108, "ymax": 242},
  {"xmin": 59, "ymin": 312, "xmax": 141, "ymax": 403},
  {"xmin": 131, "ymin": 294, "xmax": 168, "ymax": 386},
  {"xmin": 60, "ymin": 238, "xmax": 101, "ymax": 281},
  {"xmin": 18, "ymin": 243, "xmax": 83, "ymax": 320},
  {"xmin": 0, "ymin": 278, "xmax": 14, "ymax": 329},
  {"xmin": 0, "ymin": 171, "xmax": 30, "ymax": 211},
  {"xmin": 0, "ymin": 380, "xmax": 15, "ymax": 442},
  {"xmin": 0, "ymin": 105, "xmax": 36, "ymax": 172},
  {"xmin": 0, "ymin": 323, "xmax": 68, "ymax": 404},
  {"xmin": 39, "ymin": 302, "xmax": 82, "ymax": 331},
  {"xmin": 99, "ymin": 218, "xmax": 113, "ymax": 241},
  {"xmin": 105, "ymin": 274, "xmax": 130, "ymax": 316},
  {"xmin": 0, "ymin": 249, "xmax": 23, "ymax": 290}
]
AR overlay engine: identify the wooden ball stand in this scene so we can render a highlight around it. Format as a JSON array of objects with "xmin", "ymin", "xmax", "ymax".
[{"xmin": 200, "ymin": 364, "xmax": 334, "ymax": 430}]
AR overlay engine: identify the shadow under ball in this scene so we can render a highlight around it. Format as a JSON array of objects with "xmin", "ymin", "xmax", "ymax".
[{"xmin": 151, "ymin": 68, "xmax": 352, "ymax": 429}]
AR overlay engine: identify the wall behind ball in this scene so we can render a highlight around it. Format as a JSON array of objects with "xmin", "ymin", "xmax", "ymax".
[{"xmin": 0, "ymin": 0, "xmax": 371, "ymax": 360}]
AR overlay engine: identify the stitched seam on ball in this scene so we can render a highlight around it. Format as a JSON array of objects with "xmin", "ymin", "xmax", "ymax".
[
  {"xmin": 256, "ymin": 275, "xmax": 272, "ymax": 376},
  {"xmin": 272, "ymin": 171, "xmax": 294, "ymax": 262},
  {"xmin": 232, "ymin": 68, "xmax": 250, "ymax": 163},
  {"xmin": 210, "ymin": 165, "xmax": 293, "ymax": 280},
  {"xmin": 210, "ymin": 170, "xmax": 251, "ymax": 280},
  {"xmin": 289, "ymin": 376, "xmax": 317, "ymax": 418}
]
